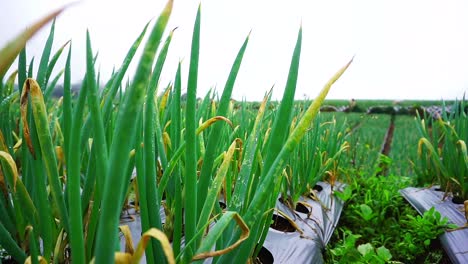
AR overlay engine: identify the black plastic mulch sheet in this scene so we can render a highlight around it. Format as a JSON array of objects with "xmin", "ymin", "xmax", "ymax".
[
  {"xmin": 400, "ymin": 186, "xmax": 468, "ymax": 264},
  {"xmin": 262, "ymin": 182, "xmax": 345, "ymax": 264}
]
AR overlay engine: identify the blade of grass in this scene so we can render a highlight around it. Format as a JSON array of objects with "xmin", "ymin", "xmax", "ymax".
[
  {"xmin": 246, "ymin": 57, "xmax": 353, "ymax": 224},
  {"xmin": 150, "ymin": 30, "xmax": 174, "ymax": 177},
  {"xmin": 134, "ymin": 123, "xmax": 155, "ymax": 264},
  {"xmin": 418, "ymin": 138, "xmax": 448, "ymax": 178},
  {"xmin": 62, "ymin": 44, "xmax": 72, "ymax": 165},
  {"xmin": 184, "ymin": 4, "xmax": 201, "ymax": 263},
  {"xmin": 230, "ymin": 90, "xmax": 271, "ymax": 215},
  {"xmin": 23, "ymin": 78, "xmax": 70, "ymax": 232},
  {"xmin": 83, "ymin": 28, "xmax": 145, "ymax": 252},
  {"xmin": 44, "ymin": 40, "xmax": 70, "ymax": 92},
  {"xmin": 217, "ymin": 26, "xmax": 304, "ymax": 263},
  {"xmin": 85, "ymin": 31, "xmax": 108, "ymax": 170},
  {"xmin": 36, "ymin": 19, "xmax": 55, "ymax": 89},
  {"xmin": 0, "ymin": 181, "xmax": 16, "ymax": 237},
  {"xmin": 63, "ymin": 31, "xmax": 106, "ymax": 264},
  {"xmin": 262, "ymin": 28, "xmax": 302, "ymax": 176},
  {"xmin": 94, "ymin": 1, "xmax": 173, "ymax": 262},
  {"xmin": 26, "ymin": 113, "xmax": 55, "ymax": 261},
  {"xmin": 18, "ymin": 48, "xmax": 27, "ymax": 94},
  {"xmin": 170, "ymin": 62, "xmax": 183, "ymax": 257},
  {"xmin": 0, "ymin": 222, "xmax": 26, "ymax": 263},
  {"xmin": 220, "ymin": 52, "xmax": 353, "ymax": 263},
  {"xmin": 44, "ymin": 69, "xmax": 64, "ymax": 99},
  {"xmin": 101, "ymin": 21, "xmax": 151, "ymax": 125},
  {"xmin": 197, "ymin": 140, "xmax": 237, "ymax": 232},
  {"xmin": 193, "ymin": 212, "xmax": 249, "ymax": 263},
  {"xmin": 142, "ymin": 29, "xmax": 174, "ymax": 264},
  {"xmin": 0, "ymin": 7, "xmax": 66, "ymax": 79},
  {"xmin": 0, "ymin": 150, "xmax": 39, "ymax": 231},
  {"xmin": 27, "ymin": 57, "xmax": 34, "ymax": 78},
  {"xmin": 197, "ymin": 33, "xmax": 250, "ymax": 212}
]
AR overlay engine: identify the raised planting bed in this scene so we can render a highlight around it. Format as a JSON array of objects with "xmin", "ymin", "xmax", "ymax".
[
  {"xmin": 262, "ymin": 181, "xmax": 345, "ymax": 263},
  {"xmin": 400, "ymin": 186, "xmax": 468, "ymax": 264},
  {"xmin": 118, "ymin": 181, "xmax": 344, "ymax": 263}
]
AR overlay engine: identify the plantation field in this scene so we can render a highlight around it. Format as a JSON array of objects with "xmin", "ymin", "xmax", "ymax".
[
  {"xmin": 323, "ymin": 99, "xmax": 451, "ymax": 109},
  {"xmin": 1, "ymin": 2, "xmax": 466, "ymax": 264}
]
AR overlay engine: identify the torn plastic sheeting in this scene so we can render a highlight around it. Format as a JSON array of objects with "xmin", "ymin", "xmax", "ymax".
[
  {"xmin": 262, "ymin": 181, "xmax": 345, "ymax": 263},
  {"xmin": 400, "ymin": 186, "xmax": 468, "ymax": 264}
]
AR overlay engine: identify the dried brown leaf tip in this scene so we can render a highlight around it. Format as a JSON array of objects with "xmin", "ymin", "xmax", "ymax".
[{"xmin": 20, "ymin": 79, "xmax": 37, "ymax": 159}]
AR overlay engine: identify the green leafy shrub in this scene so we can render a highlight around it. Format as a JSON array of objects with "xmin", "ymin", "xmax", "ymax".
[
  {"xmin": 327, "ymin": 164, "xmax": 453, "ymax": 263},
  {"xmin": 396, "ymin": 207, "xmax": 457, "ymax": 260}
]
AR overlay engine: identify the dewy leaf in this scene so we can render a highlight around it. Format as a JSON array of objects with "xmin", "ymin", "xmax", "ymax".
[
  {"xmin": 197, "ymin": 141, "xmax": 237, "ymax": 233},
  {"xmin": 184, "ymin": 4, "xmax": 201, "ymax": 262},
  {"xmin": 0, "ymin": 6, "xmax": 67, "ymax": 79},
  {"xmin": 197, "ymin": 32, "xmax": 250, "ymax": 214}
]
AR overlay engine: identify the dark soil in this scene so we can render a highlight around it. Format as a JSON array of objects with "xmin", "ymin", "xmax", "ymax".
[
  {"xmin": 254, "ymin": 246, "xmax": 274, "ymax": 264},
  {"xmin": 452, "ymin": 196, "xmax": 465, "ymax": 204},
  {"xmin": 313, "ymin": 184, "xmax": 323, "ymax": 192},
  {"xmin": 295, "ymin": 203, "xmax": 310, "ymax": 214},
  {"xmin": 219, "ymin": 201, "xmax": 227, "ymax": 209},
  {"xmin": 1, "ymin": 258, "xmax": 18, "ymax": 264},
  {"xmin": 414, "ymin": 239, "xmax": 452, "ymax": 264},
  {"xmin": 270, "ymin": 214, "xmax": 295, "ymax": 233}
]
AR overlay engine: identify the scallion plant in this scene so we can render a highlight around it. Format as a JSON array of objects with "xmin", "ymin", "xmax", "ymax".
[
  {"xmin": 414, "ymin": 99, "xmax": 468, "ymax": 200},
  {"xmin": 0, "ymin": 1, "xmax": 353, "ymax": 263},
  {"xmin": 283, "ymin": 112, "xmax": 350, "ymax": 208}
]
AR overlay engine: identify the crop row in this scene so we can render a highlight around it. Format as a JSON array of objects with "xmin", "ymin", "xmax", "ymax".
[{"xmin": 0, "ymin": 2, "xmax": 353, "ymax": 263}]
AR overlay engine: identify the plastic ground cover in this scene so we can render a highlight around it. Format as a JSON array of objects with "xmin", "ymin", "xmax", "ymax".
[
  {"xmin": 400, "ymin": 186, "xmax": 468, "ymax": 264},
  {"xmin": 120, "ymin": 181, "xmax": 344, "ymax": 263},
  {"xmin": 119, "ymin": 206, "xmax": 166, "ymax": 253},
  {"xmin": 262, "ymin": 181, "xmax": 345, "ymax": 264}
]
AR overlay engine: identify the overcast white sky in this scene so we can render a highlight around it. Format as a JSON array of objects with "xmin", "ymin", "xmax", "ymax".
[{"xmin": 2, "ymin": 0, "xmax": 468, "ymax": 101}]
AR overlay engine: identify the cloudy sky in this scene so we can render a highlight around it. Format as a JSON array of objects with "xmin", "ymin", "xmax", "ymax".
[{"xmin": 2, "ymin": 0, "xmax": 468, "ymax": 101}]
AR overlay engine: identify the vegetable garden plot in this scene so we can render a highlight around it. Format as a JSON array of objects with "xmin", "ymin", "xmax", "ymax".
[
  {"xmin": 400, "ymin": 186, "xmax": 468, "ymax": 264},
  {"xmin": 119, "ymin": 181, "xmax": 344, "ymax": 264},
  {"xmin": 256, "ymin": 182, "xmax": 345, "ymax": 264},
  {"xmin": 0, "ymin": 0, "xmax": 356, "ymax": 262}
]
